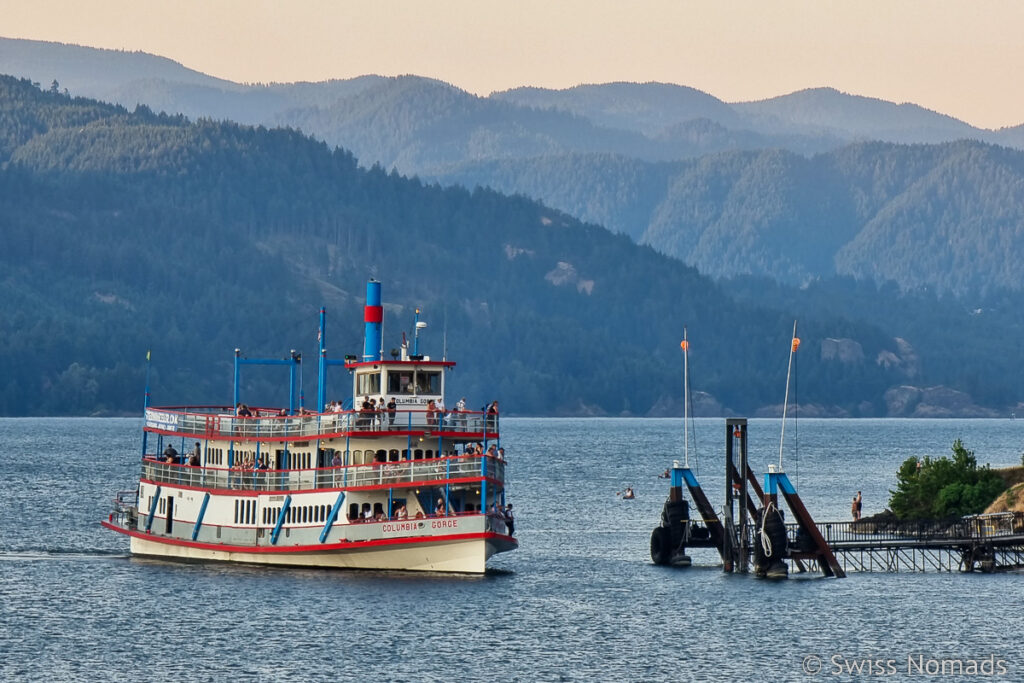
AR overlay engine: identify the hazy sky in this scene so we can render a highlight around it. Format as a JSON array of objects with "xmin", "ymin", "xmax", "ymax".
[{"xmin": 3, "ymin": 0, "xmax": 1022, "ymax": 129}]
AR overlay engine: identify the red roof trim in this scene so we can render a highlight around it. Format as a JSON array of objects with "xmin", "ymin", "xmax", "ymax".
[{"xmin": 345, "ymin": 360, "xmax": 455, "ymax": 369}]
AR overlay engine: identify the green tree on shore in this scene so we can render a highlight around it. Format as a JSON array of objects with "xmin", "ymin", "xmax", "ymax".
[{"xmin": 889, "ymin": 439, "xmax": 1005, "ymax": 519}]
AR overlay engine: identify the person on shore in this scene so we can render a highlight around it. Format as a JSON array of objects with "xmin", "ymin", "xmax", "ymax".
[{"xmin": 855, "ymin": 491, "xmax": 863, "ymax": 521}]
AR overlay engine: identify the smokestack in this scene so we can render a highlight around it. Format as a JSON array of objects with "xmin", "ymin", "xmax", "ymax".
[{"xmin": 362, "ymin": 280, "xmax": 383, "ymax": 362}]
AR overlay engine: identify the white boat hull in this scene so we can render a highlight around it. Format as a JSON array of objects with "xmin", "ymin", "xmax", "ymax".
[{"xmin": 116, "ymin": 526, "xmax": 511, "ymax": 574}]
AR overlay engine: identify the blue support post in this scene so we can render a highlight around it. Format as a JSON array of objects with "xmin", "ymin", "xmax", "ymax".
[
  {"xmin": 191, "ymin": 492, "xmax": 211, "ymax": 540},
  {"xmin": 145, "ymin": 486, "xmax": 162, "ymax": 532},
  {"xmin": 445, "ymin": 458, "xmax": 451, "ymax": 511},
  {"xmin": 320, "ymin": 491, "xmax": 346, "ymax": 543},
  {"xmin": 480, "ymin": 454, "xmax": 487, "ymax": 515},
  {"xmin": 271, "ymin": 495, "xmax": 292, "ymax": 545},
  {"xmin": 775, "ymin": 472, "xmax": 797, "ymax": 495}
]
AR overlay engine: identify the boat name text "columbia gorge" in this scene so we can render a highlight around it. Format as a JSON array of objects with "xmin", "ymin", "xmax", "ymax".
[{"xmin": 381, "ymin": 519, "xmax": 458, "ymax": 533}]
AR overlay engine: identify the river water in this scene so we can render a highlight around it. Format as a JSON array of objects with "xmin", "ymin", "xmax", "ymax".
[{"xmin": 2, "ymin": 417, "xmax": 1023, "ymax": 681}]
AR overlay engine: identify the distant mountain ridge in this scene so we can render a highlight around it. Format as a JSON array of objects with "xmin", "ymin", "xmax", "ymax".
[
  {"xmin": 4, "ymin": 38, "xmax": 1023, "ymax": 297},
  {"xmin": 3, "ymin": 74, "xmax": 1023, "ymax": 419}
]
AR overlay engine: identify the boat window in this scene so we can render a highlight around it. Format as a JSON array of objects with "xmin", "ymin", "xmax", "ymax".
[
  {"xmin": 424, "ymin": 449, "xmax": 434, "ymax": 459},
  {"xmin": 356, "ymin": 371, "xmax": 381, "ymax": 396},
  {"xmin": 389, "ymin": 449, "xmax": 399, "ymax": 462},
  {"xmin": 388, "ymin": 371, "xmax": 415, "ymax": 394},
  {"xmin": 349, "ymin": 503, "xmax": 358, "ymax": 520},
  {"xmin": 414, "ymin": 449, "xmax": 423, "ymax": 460},
  {"xmin": 402, "ymin": 449, "xmax": 409, "ymax": 460},
  {"xmin": 419, "ymin": 370, "xmax": 440, "ymax": 393}
]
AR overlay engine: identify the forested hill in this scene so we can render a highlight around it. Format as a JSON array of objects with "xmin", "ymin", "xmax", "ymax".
[
  {"xmin": 435, "ymin": 140, "xmax": 1024, "ymax": 295},
  {"xmin": 0, "ymin": 75, "xmax": 926, "ymax": 417}
]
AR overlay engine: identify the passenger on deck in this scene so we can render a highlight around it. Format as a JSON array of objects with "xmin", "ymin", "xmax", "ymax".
[
  {"xmin": 362, "ymin": 503, "xmax": 373, "ymax": 521},
  {"xmin": 188, "ymin": 442, "xmax": 201, "ymax": 467},
  {"xmin": 236, "ymin": 403, "xmax": 252, "ymax": 417},
  {"xmin": 331, "ymin": 452, "xmax": 343, "ymax": 467},
  {"xmin": 426, "ymin": 400, "xmax": 437, "ymax": 428},
  {"xmin": 505, "ymin": 504, "xmax": 515, "ymax": 536},
  {"xmin": 455, "ymin": 397, "xmax": 467, "ymax": 428},
  {"xmin": 486, "ymin": 444, "xmax": 498, "ymax": 459},
  {"xmin": 163, "ymin": 444, "xmax": 179, "ymax": 464},
  {"xmin": 386, "ymin": 398, "xmax": 397, "ymax": 428},
  {"xmin": 434, "ymin": 498, "xmax": 446, "ymax": 516},
  {"xmin": 394, "ymin": 504, "xmax": 408, "ymax": 520},
  {"xmin": 435, "ymin": 397, "xmax": 446, "ymax": 426},
  {"xmin": 498, "ymin": 447, "xmax": 506, "ymax": 461}
]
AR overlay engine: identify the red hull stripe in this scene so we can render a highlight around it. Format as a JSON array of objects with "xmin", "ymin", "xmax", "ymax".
[
  {"xmin": 364, "ymin": 305, "xmax": 383, "ymax": 323},
  {"xmin": 101, "ymin": 521, "xmax": 517, "ymax": 553},
  {"xmin": 138, "ymin": 475, "xmax": 503, "ymax": 496}
]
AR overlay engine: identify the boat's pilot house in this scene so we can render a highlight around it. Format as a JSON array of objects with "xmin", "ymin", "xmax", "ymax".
[{"xmin": 353, "ymin": 362, "xmax": 445, "ymax": 402}]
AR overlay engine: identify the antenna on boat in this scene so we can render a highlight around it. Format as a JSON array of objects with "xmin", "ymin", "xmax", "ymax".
[
  {"xmin": 143, "ymin": 349, "xmax": 152, "ymax": 411},
  {"xmin": 442, "ymin": 306, "xmax": 448, "ymax": 361},
  {"xmin": 681, "ymin": 329, "xmax": 690, "ymax": 469},
  {"xmin": 413, "ymin": 308, "xmax": 427, "ymax": 357},
  {"xmin": 778, "ymin": 320, "xmax": 799, "ymax": 471}
]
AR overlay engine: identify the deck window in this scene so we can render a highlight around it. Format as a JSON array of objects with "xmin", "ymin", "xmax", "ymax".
[{"xmin": 356, "ymin": 371, "xmax": 381, "ymax": 396}]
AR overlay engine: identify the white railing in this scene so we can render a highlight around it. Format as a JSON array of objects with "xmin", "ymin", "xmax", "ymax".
[
  {"xmin": 145, "ymin": 407, "xmax": 497, "ymax": 440},
  {"xmin": 141, "ymin": 453, "xmax": 505, "ymax": 492}
]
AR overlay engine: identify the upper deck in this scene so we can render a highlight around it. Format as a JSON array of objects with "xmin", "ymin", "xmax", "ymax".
[{"xmin": 144, "ymin": 405, "xmax": 498, "ymax": 442}]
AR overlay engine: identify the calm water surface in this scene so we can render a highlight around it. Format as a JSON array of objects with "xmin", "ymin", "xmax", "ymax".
[{"xmin": 2, "ymin": 417, "xmax": 1023, "ymax": 681}]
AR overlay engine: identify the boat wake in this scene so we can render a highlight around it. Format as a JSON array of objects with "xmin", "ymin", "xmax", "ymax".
[{"xmin": 0, "ymin": 547, "xmax": 128, "ymax": 561}]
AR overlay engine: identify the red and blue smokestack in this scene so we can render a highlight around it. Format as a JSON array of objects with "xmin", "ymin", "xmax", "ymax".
[{"xmin": 363, "ymin": 280, "xmax": 383, "ymax": 362}]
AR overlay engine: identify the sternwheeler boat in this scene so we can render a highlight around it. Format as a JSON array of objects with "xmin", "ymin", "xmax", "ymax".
[{"xmin": 102, "ymin": 281, "xmax": 517, "ymax": 573}]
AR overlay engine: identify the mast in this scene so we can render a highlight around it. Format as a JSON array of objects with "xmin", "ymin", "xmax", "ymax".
[
  {"xmin": 778, "ymin": 320, "xmax": 799, "ymax": 470},
  {"xmin": 681, "ymin": 329, "xmax": 690, "ymax": 468}
]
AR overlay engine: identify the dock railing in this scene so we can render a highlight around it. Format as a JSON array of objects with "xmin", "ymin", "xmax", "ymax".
[{"xmin": 787, "ymin": 511, "xmax": 1024, "ymax": 548}]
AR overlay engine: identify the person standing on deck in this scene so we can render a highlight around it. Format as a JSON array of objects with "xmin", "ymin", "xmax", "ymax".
[
  {"xmin": 455, "ymin": 397, "xmax": 466, "ymax": 429},
  {"xmin": 435, "ymin": 397, "xmax": 446, "ymax": 427},
  {"xmin": 504, "ymin": 503, "xmax": 515, "ymax": 536}
]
